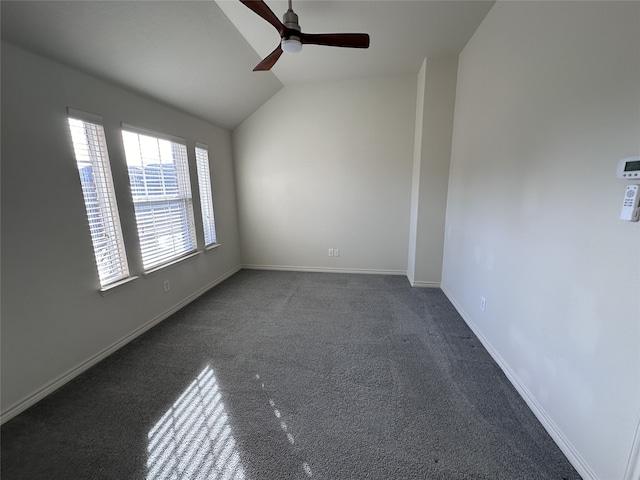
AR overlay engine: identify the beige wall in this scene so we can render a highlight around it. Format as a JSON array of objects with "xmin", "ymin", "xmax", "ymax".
[
  {"xmin": 443, "ymin": 2, "xmax": 640, "ymax": 479},
  {"xmin": 1, "ymin": 43, "xmax": 242, "ymax": 417},
  {"xmin": 233, "ymin": 76, "xmax": 416, "ymax": 274}
]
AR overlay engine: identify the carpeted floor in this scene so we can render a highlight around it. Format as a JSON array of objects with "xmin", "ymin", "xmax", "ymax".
[{"xmin": 1, "ymin": 270, "xmax": 581, "ymax": 479}]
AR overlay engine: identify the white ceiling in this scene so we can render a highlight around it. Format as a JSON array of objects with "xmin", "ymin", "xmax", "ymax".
[
  {"xmin": 218, "ymin": 0, "xmax": 495, "ymax": 85},
  {"xmin": 1, "ymin": 0, "xmax": 494, "ymax": 129}
]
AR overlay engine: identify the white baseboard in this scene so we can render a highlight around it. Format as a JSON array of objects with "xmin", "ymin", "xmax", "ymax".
[
  {"xmin": 242, "ymin": 264, "xmax": 407, "ymax": 276},
  {"xmin": 0, "ymin": 265, "xmax": 241, "ymax": 425},
  {"xmin": 440, "ymin": 283, "xmax": 598, "ymax": 480},
  {"xmin": 409, "ymin": 280, "xmax": 440, "ymax": 288}
]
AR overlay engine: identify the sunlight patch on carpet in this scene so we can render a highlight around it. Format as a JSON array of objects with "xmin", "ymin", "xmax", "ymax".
[
  {"xmin": 255, "ymin": 373, "xmax": 313, "ymax": 477},
  {"xmin": 147, "ymin": 365, "xmax": 246, "ymax": 480}
]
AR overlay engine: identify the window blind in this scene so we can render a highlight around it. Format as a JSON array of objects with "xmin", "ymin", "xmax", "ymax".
[
  {"xmin": 122, "ymin": 128, "xmax": 196, "ymax": 270},
  {"xmin": 68, "ymin": 114, "xmax": 130, "ymax": 287},
  {"xmin": 195, "ymin": 144, "xmax": 217, "ymax": 246}
]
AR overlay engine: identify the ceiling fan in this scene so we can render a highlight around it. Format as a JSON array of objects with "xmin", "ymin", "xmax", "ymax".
[{"xmin": 240, "ymin": 0, "xmax": 370, "ymax": 71}]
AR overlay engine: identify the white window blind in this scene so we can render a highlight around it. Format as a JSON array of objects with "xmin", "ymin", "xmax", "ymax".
[
  {"xmin": 68, "ymin": 113, "xmax": 130, "ymax": 287},
  {"xmin": 195, "ymin": 144, "xmax": 217, "ymax": 246},
  {"xmin": 122, "ymin": 127, "xmax": 196, "ymax": 270}
]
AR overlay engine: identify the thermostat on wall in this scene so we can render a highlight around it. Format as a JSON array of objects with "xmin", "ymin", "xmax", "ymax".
[{"xmin": 617, "ymin": 156, "xmax": 640, "ymax": 179}]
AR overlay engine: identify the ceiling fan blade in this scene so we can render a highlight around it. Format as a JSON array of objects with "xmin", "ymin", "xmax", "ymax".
[
  {"xmin": 300, "ymin": 33, "xmax": 370, "ymax": 49},
  {"xmin": 239, "ymin": 0, "xmax": 285, "ymax": 36},
  {"xmin": 253, "ymin": 44, "xmax": 284, "ymax": 71}
]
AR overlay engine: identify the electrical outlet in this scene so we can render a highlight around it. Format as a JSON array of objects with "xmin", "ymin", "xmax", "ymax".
[
  {"xmin": 328, "ymin": 249, "xmax": 334, "ymax": 257},
  {"xmin": 334, "ymin": 249, "xmax": 340, "ymax": 257},
  {"xmin": 480, "ymin": 296, "xmax": 486, "ymax": 313},
  {"xmin": 164, "ymin": 280, "xmax": 171, "ymax": 292}
]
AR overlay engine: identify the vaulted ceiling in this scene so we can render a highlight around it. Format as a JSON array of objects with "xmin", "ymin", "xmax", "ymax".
[{"xmin": 1, "ymin": 0, "xmax": 494, "ymax": 130}]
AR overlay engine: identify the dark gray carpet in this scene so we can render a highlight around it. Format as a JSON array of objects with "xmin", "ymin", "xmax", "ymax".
[{"xmin": 1, "ymin": 270, "xmax": 581, "ymax": 479}]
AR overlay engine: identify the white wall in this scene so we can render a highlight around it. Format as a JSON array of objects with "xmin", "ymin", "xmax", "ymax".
[
  {"xmin": 407, "ymin": 56, "xmax": 458, "ymax": 287},
  {"xmin": 407, "ymin": 60, "xmax": 427, "ymax": 284},
  {"xmin": 442, "ymin": 3, "xmax": 640, "ymax": 479},
  {"xmin": 1, "ymin": 43, "xmax": 242, "ymax": 418},
  {"xmin": 233, "ymin": 76, "xmax": 416, "ymax": 274}
]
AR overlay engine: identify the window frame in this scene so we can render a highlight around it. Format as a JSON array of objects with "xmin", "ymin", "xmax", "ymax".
[
  {"xmin": 121, "ymin": 124, "xmax": 198, "ymax": 272},
  {"xmin": 195, "ymin": 142, "xmax": 218, "ymax": 248},
  {"xmin": 67, "ymin": 108, "xmax": 131, "ymax": 290}
]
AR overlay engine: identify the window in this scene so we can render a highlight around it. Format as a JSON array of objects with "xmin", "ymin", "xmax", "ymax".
[
  {"xmin": 122, "ymin": 126, "xmax": 196, "ymax": 270},
  {"xmin": 68, "ymin": 110, "xmax": 129, "ymax": 287},
  {"xmin": 195, "ymin": 143, "xmax": 217, "ymax": 246}
]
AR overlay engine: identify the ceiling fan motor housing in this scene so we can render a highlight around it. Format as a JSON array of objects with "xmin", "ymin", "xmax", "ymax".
[
  {"xmin": 283, "ymin": 9, "xmax": 301, "ymax": 32},
  {"xmin": 281, "ymin": 9, "xmax": 302, "ymax": 52}
]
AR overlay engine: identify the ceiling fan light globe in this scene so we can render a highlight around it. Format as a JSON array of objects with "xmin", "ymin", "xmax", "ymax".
[{"xmin": 281, "ymin": 38, "xmax": 302, "ymax": 53}]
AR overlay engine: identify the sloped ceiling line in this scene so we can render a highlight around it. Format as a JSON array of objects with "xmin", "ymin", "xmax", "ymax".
[{"xmin": 1, "ymin": 0, "xmax": 494, "ymax": 129}]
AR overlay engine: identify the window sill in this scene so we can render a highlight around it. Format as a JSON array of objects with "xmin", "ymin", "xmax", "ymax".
[
  {"xmin": 99, "ymin": 276, "xmax": 139, "ymax": 296},
  {"xmin": 204, "ymin": 243, "xmax": 222, "ymax": 252},
  {"xmin": 143, "ymin": 250, "xmax": 202, "ymax": 277}
]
